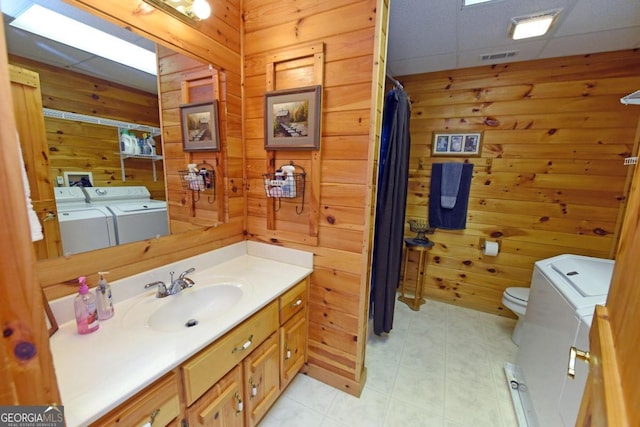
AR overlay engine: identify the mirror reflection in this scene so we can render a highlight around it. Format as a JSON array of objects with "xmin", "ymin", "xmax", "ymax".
[{"xmin": 3, "ymin": 0, "xmax": 222, "ymax": 259}]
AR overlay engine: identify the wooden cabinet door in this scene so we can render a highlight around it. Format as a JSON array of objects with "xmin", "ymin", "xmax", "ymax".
[
  {"xmin": 187, "ymin": 365, "xmax": 244, "ymax": 427},
  {"xmin": 243, "ymin": 333, "xmax": 279, "ymax": 427},
  {"xmin": 279, "ymin": 309, "xmax": 307, "ymax": 390},
  {"xmin": 9, "ymin": 64, "xmax": 62, "ymax": 260}
]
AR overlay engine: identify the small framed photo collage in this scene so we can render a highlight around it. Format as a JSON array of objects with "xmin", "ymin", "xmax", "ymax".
[{"xmin": 432, "ymin": 132, "xmax": 482, "ymax": 157}]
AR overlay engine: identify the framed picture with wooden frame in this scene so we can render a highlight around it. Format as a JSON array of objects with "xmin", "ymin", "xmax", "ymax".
[
  {"xmin": 180, "ymin": 101, "xmax": 220, "ymax": 152},
  {"xmin": 432, "ymin": 131, "xmax": 483, "ymax": 157},
  {"xmin": 264, "ymin": 85, "xmax": 321, "ymax": 150}
]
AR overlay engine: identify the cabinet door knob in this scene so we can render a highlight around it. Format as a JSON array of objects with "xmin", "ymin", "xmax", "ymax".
[
  {"xmin": 567, "ymin": 346, "xmax": 590, "ymax": 379},
  {"xmin": 290, "ymin": 299, "xmax": 303, "ymax": 308}
]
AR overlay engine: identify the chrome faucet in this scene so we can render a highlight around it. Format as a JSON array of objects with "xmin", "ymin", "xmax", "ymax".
[{"xmin": 144, "ymin": 267, "xmax": 196, "ymax": 298}]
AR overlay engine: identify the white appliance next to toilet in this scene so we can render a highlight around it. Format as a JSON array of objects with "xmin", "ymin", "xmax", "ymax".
[
  {"xmin": 505, "ymin": 254, "xmax": 614, "ymax": 427},
  {"xmin": 83, "ymin": 186, "xmax": 169, "ymax": 245}
]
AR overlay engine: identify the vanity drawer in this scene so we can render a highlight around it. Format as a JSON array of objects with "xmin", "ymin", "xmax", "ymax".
[
  {"xmin": 91, "ymin": 372, "xmax": 180, "ymax": 427},
  {"xmin": 279, "ymin": 278, "xmax": 308, "ymax": 325},
  {"xmin": 182, "ymin": 301, "xmax": 278, "ymax": 406}
]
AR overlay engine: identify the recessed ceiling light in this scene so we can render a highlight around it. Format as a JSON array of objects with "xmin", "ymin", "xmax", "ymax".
[
  {"xmin": 10, "ymin": 4, "xmax": 157, "ymax": 75},
  {"xmin": 509, "ymin": 10, "xmax": 561, "ymax": 40}
]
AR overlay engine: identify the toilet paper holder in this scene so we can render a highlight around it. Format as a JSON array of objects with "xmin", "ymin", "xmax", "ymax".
[{"xmin": 479, "ymin": 238, "xmax": 500, "ymax": 256}]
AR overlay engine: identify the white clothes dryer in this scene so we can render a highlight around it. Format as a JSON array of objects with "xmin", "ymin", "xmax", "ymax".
[
  {"xmin": 54, "ymin": 187, "xmax": 116, "ymax": 255},
  {"xmin": 82, "ymin": 186, "xmax": 169, "ymax": 245},
  {"xmin": 511, "ymin": 254, "xmax": 614, "ymax": 427}
]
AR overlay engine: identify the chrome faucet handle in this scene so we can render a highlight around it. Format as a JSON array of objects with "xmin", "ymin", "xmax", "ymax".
[
  {"xmin": 179, "ymin": 267, "xmax": 195, "ymax": 279},
  {"xmin": 144, "ymin": 281, "xmax": 168, "ymax": 298}
]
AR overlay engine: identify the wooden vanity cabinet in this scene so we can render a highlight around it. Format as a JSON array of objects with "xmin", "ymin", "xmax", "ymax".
[
  {"xmin": 278, "ymin": 278, "xmax": 308, "ymax": 390},
  {"xmin": 90, "ymin": 372, "xmax": 180, "ymax": 427},
  {"xmin": 93, "ymin": 278, "xmax": 309, "ymax": 427}
]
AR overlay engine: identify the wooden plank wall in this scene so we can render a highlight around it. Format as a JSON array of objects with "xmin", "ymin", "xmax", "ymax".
[
  {"xmin": 399, "ymin": 50, "xmax": 640, "ymax": 317},
  {"xmin": 243, "ymin": 0, "xmax": 382, "ymax": 395},
  {"xmin": 156, "ymin": 45, "xmax": 240, "ymax": 232},
  {"xmin": 7, "ymin": 55, "xmax": 165, "ymax": 199},
  {"xmin": 38, "ymin": 0, "xmax": 244, "ymax": 300}
]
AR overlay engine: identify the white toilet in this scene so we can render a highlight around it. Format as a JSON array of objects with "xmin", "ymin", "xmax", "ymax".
[{"xmin": 502, "ymin": 287, "xmax": 530, "ymax": 345}]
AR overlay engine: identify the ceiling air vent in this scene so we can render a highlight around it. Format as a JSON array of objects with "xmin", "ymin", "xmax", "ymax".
[{"xmin": 480, "ymin": 50, "xmax": 518, "ymax": 61}]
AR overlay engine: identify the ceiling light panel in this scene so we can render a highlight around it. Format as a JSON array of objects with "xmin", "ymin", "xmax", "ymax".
[
  {"xmin": 510, "ymin": 9, "xmax": 561, "ymax": 40},
  {"xmin": 10, "ymin": 4, "xmax": 157, "ymax": 75}
]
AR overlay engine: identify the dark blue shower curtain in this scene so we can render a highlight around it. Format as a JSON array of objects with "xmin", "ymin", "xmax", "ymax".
[{"xmin": 370, "ymin": 86, "xmax": 411, "ymax": 335}]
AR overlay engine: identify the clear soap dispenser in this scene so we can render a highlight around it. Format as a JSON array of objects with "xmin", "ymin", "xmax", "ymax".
[
  {"xmin": 74, "ymin": 276, "xmax": 99, "ymax": 334},
  {"xmin": 95, "ymin": 272, "xmax": 114, "ymax": 321}
]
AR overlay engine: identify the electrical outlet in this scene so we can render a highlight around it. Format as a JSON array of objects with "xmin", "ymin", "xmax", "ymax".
[
  {"xmin": 624, "ymin": 157, "xmax": 638, "ymax": 165},
  {"xmin": 56, "ymin": 176, "xmax": 64, "ymax": 185}
]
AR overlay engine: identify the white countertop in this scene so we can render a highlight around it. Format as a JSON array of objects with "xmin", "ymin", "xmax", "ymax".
[{"xmin": 49, "ymin": 241, "xmax": 313, "ymax": 427}]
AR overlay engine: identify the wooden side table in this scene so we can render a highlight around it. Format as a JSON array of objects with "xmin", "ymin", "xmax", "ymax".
[{"xmin": 398, "ymin": 237, "xmax": 434, "ymax": 311}]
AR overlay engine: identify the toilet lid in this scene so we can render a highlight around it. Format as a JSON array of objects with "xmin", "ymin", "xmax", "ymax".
[{"xmin": 505, "ymin": 287, "xmax": 529, "ymax": 302}]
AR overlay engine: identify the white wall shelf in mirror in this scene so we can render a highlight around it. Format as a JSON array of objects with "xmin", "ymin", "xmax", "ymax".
[
  {"xmin": 42, "ymin": 108, "xmax": 163, "ymax": 182},
  {"xmin": 43, "ymin": 108, "xmax": 161, "ymax": 134}
]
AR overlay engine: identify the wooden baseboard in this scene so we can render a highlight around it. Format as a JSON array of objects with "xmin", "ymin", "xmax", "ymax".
[{"xmin": 305, "ymin": 363, "xmax": 367, "ymax": 397}]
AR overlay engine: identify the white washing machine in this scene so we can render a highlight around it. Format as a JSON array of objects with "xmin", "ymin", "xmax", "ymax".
[
  {"xmin": 509, "ymin": 254, "xmax": 614, "ymax": 427},
  {"xmin": 54, "ymin": 187, "xmax": 117, "ymax": 255},
  {"xmin": 83, "ymin": 186, "xmax": 169, "ymax": 245}
]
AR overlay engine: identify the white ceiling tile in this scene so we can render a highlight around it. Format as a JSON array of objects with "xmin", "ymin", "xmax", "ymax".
[
  {"xmin": 388, "ymin": 53, "xmax": 458, "ymax": 77},
  {"xmin": 555, "ymin": 0, "xmax": 640, "ymax": 36},
  {"xmin": 541, "ymin": 27, "xmax": 640, "ymax": 58},
  {"xmin": 387, "ymin": 0, "xmax": 458, "ymax": 61}
]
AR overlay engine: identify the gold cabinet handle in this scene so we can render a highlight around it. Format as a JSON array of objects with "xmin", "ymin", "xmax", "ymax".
[
  {"xmin": 235, "ymin": 392, "xmax": 243, "ymax": 414},
  {"xmin": 142, "ymin": 409, "xmax": 160, "ymax": 427},
  {"xmin": 232, "ymin": 334, "xmax": 253, "ymax": 353},
  {"xmin": 284, "ymin": 344, "xmax": 292, "ymax": 360},
  {"xmin": 567, "ymin": 346, "xmax": 590, "ymax": 379},
  {"xmin": 290, "ymin": 298, "xmax": 303, "ymax": 308},
  {"xmin": 249, "ymin": 377, "xmax": 258, "ymax": 397}
]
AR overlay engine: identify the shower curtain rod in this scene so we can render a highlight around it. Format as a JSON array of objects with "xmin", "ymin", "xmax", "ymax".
[{"xmin": 385, "ymin": 72, "xmax": 403, "ymax": 89}]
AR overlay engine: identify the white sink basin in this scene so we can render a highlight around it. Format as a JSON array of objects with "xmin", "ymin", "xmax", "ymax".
[{"xmin": 122, "ymin": 280, "xmax": 248, "ymax": 332}]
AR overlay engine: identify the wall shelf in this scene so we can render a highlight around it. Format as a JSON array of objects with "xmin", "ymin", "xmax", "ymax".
[{"xmin": 117, "ymin": 153, "xmax": 164, "ymax": 182}]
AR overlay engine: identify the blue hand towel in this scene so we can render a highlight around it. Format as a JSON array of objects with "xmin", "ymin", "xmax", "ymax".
[
  {"xmin": 440, "ymin": 162, "xmax": 463, "ymax": 208},
  {"xmin": 429, "ymin": 163, "xmax": 473, "ymax": 230}
]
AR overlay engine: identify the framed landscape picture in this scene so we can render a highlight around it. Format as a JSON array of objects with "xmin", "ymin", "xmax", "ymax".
[
  {"xmin": 180, "ymin": 101, "xmax": 220, "ymax": 152},
  {"xmin": 264, "ymin": 85, "xmax": 321, "ymax": 150}
]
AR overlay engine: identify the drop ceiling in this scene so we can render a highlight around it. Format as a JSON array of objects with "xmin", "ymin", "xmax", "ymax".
[
  {"xmin": 2, "ymin": 0, "xmax": 640, "ymax": 93},
  {"xmin": 387, "ymin": 0, "xmax": 640, "ymax": 77}
]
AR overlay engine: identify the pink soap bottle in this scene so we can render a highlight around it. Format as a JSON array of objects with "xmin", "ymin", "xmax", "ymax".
[{"xmin": 74, "ymin": 276, "xmax": 99, "ymax": 334}]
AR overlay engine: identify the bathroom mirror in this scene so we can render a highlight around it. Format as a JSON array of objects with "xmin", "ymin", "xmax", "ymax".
[{"xmin": 3, "ymin": 0, "xmax": 226, "ymax": 260}]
